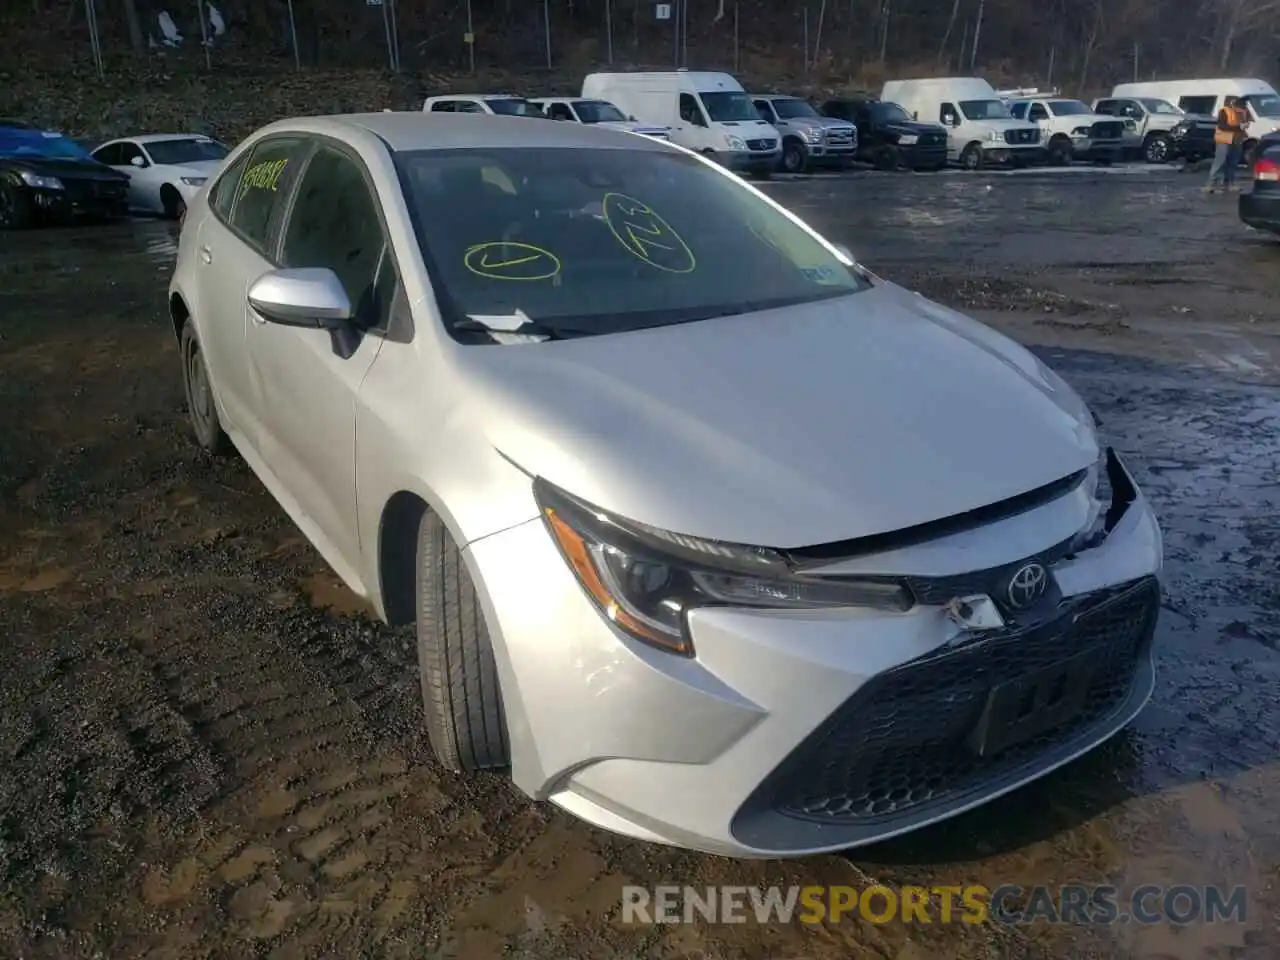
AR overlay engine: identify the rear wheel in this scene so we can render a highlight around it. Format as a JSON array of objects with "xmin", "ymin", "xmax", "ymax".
[
  {"xmin": 960, "ymin": 143, "xmax": 984, "ymax": 170},
  {"xmin": 161, "ymin": 184, "xmax": 186, "ymax": 221},
  {"xmin": 415, "ymin": 511, "xmax": 509, "ymax": 773},
  {"xmin": 179, "ymin": 322, "xmax": 232, "ymax": 455},
  {"xmin": 0, "ymin": 178, "xmax": 33, "ymax": 229}
]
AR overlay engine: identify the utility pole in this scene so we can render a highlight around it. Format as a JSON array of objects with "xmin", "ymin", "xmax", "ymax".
[{"xmin": 970, "ymin": 0, "xmax": 984, "ymax": 70}]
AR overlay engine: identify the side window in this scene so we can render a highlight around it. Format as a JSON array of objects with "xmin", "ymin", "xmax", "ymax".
[
  {"xmin": 939, "ymin": 102, "xmax": 958, "ymax": 124},
  {"xmin": 753, "ymin": 100, "xmax": 773, "ymax": 123},
  {"xmin": 280, "ymin": 145, "xmax": 392, "ymax": 330},
  {"xmin": 548, "ymin": 102, "xmax": 574, "ymax": 121},
  {"xmin": 1028, "ymin": 103, "xmax": 1048, "ymax": 121},
  {"xmin": 1120, "ymin": 101, "xmax": 1143, "ymax": 118},
  {"xmin": 1008, "ymin": 102, "xmax": 1027, "ymax": 119},
  {"xmin": 456, "ymin": 100, "xmax": 485, "ymax": 113},
  {"xmin": 429, "ymin": 100, "xmax": 455, "ymax": 112},
  {"xmin": 119, "ymin": 142, "xmax": 147, "ymax": 166},
  {"xmin": 1179, "ymin": 95, "xmax": 1216, "ymax": 115},
  {"xmin": 229, "ymin": 137, "xmax": 304, "ymax": 255},
  {"xmin": 1093, "ymin": 100, "xmax": 1114, "ymax": 115},
  {"xmin": 209, "ymin": 150, "xmax": 251, "ymax": 219},
  {"xmin": 679, "ymin": 93, "xmax": 706, "ymax": 126},
  {"xmin": 93, "ymin": 143, "xmax": 121, "ymax": 165}
]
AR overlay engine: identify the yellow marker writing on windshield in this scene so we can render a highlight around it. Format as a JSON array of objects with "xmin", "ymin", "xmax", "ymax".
[
  {"xmin": 464, "ymin": 241, "xmax": 561, "ymax": 280},
  {"xmin": 601, "ymin": 192, "xmax": 695, "ymax": 273},
  {"xmin": 241, "ymin": 158, "xmax": 288, "ymax": 193}
]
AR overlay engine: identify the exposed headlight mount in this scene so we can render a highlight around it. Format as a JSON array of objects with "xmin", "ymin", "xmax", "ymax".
[{"xmin": 535, "ymin": 479, "xmax": 914, "ymax": 656}]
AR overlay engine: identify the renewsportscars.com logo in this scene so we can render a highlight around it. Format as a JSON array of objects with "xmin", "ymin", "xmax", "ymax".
[{"xmin": 621, "ymin": 884, "xmax": 1249, "ymax": 926}]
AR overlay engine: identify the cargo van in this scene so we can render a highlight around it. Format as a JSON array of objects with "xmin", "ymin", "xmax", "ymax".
[
  {"xmin": 1111, "ymin": 79, "xmax": 1280, "ymax": 161},
  {"xmin": 581, "ymin": 70, "xmax": 781, "ymax": 177},
  {"xmin": 881, "ymin": 77, "xmax": 1043, "ymax": 169}
]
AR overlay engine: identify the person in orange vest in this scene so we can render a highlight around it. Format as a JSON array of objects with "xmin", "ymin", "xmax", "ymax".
[{"xmin": 1205, "ymin": 95, "xmax": 1250, "ymax": 193}]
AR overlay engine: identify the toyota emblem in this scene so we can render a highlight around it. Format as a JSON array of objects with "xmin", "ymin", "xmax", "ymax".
[{"xmin": 1005, "ymin": 562, "xmax": 1048, "ymax": 610}]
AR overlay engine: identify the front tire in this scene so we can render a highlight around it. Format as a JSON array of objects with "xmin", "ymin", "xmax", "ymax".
[
  {"xmin": 179, "ymin": 322, "xmax": 232, "ymax": 455},
  {"xmin": 1143, "ymin": 133, "xmax": 1171, "ymax": 164},
  {"xmin": 960, "ymin": 143, "xmax": 984, "ymax": 170},
  {"xmin": 1047, "ymin": 136, "xmax": 1073, "ymax": 166},
  {"xmin": 781, "ymin": 139, "xmax": 809, "ymax": 174},
  {"xmin": 415, "ymin": 511, "xmax": 509, "ymax": 773},
  {"xmin": 161, "ymin": 184, "xmax": 186, "ymax": 221}
]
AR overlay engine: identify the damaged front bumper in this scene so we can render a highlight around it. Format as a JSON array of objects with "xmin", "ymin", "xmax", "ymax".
[{"xmin": 466, "ymin": 448, "xmax": 1162, "ymax": 857}]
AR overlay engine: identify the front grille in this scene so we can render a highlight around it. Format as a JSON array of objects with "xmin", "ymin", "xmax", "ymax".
[
  {"xmin": 920, "ymin": 133, "xmax": 946, "ymax": 146},
  {"xmin": 1091, "ymin": 120, "xmax": 1123, "ymax": 140},
  {"xmin": 759, "ymin": 577, "xmax": 1158, "ymax": 825},
  {"xmin": 1004, "ymin": 128, "xmax": 1038, "ymax": 145},
  {"xmin": 64, "ymin": 179, "xmax": 125, "ymax": 202},
  {"xmin": 746, "ymin": 138, "xmax": 776, "ymax": 151},
  {"xmin": 825, "ymin": 129, "xmax": 854, "ymax": 145}
]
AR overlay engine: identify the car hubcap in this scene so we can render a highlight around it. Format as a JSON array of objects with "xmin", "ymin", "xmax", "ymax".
[
  {"xmin": 187, "ymin": 344, "xmax": 211, "ymax": 434},
  {"xmin": 785, "ymin": 149, "xmax": 801, "ymax": 171}
]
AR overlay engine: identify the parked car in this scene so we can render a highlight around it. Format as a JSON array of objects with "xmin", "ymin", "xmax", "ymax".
[
  {"xmin": 748, "ymin": 94, "xmax": 857, "ymax": 173},
  {"xmin": 169, "ymin": 111, "xmax": 1163, "ymax": 858},
  {"xmin": 1090, "ymin": 96, "xmax": 1215, "ymax": 164},
  {"xmin": 1111, "ymin": 78, "xmax": 1280, "ymax": 165},
  {"xmin": 1005, "ymin": 96, "xmax": 1124, "ymax": 165},
  {"xmin": 527, "ymin": 97, "xmax": 670, "ymax": 139},
  {"xmin": 583, "ymin": 71, "xmax": 780, "ymax": 178},
  {"xmin": 881, "ymin": 78, "xmax": 1043, "ymax": 169},
  {"xmin": 1240, "ymin": 134, "xmax": 1280, "ymax": 236},
  {"xmin": 423, "ymin": 94, "xmax": 546, "ymax": 117},
  {"xmin": 90, "ymin": 134, "xmax": 229, "ymax": 220},
  {"xmin": 818, "ymin": 96, "xmax": 947, "ymax": 170},
  {"xmin": 0, "ymin": 121, "xmax": 129, "ymax": 228}
]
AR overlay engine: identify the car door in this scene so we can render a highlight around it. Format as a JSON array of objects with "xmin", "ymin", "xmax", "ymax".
[
  {"xmin": 115, "ymin": 141, "xmax": 162, "ymax": 212},
  {"xmin": 548, "ymin": 101, "xmax": 574, "ymax": 121},
  {"xmin": 194, "ymin": 135, "xmax": 306, "ymax": 437},
  {"xmin": 428, "ymin": 100, "xmax": 456, "ymax": 113},
  {"xmin": 677, "ymin": 92, "xmax": 714, "ymax": 152},
  {"xmin": 246, "ymin": 140, "xmax": 397, "ymax": 568}
]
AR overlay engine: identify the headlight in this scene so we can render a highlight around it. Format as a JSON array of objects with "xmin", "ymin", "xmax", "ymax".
[
  {"xmin": 897, "ymin": 134, "xmax": 918, "ymax": 144},
  {"xmin": 19, "ymin": 171, "xmax": 63, "ymax": 190},
  {"xmin": 726, "ymin": 135, "xmax": 746, "ymax": 150},
  {"xmin": 1071, "ymin": 126, "xmax": 1090, "ymax": 137},
  {"xmin": 988, "ymin": 130, "xmax": 1004, "ymax": 142},
  {"xmin": 1069, "ymin": 447, "xmax": 1120, "ymax": 555},
  {"xmin": 802, "ymin": 128, "xmax": 823, "ymax": 144},
  {"xmin": 180, "ymin": 176, "xmax": 207, "ymax": 187},
  {"xmin": 535, "ymin": 479, "xmax": 913, "ymax": 656},
  {"xmin": 1171, "ymin": 121, "xmax": 1191, "ymax": 137}
]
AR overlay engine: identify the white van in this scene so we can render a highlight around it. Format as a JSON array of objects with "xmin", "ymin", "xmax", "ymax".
[
  {"xmin": 1111, "ymin": 78, "xmax": 1280, "ymax": 160},
  {"xmin": 582, "ymin": 70, "xmax": 781, "ymax": 177},
  {"xmin": 881, "ymin": 77, "xmax": 1043, "ymax": 169}
]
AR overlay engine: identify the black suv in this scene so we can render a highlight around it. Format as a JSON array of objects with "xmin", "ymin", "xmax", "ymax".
[
  {"xmin": 0, "ymin": 121, "xmax": 129, "ymax": 228},
  {"xmin": 819, "ymin": 96, "xmax": 949, "ymax": 170}
]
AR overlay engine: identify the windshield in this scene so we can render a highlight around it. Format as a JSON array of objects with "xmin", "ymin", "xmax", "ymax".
[
  {"xmin": 395, "ymin": 147, "xmax": 868, "ymax": 339},
  {"xmin": 772, "ymin": 99, "xmax": 819, "ymax": 119},
  {"xmin": 871, "ymin": 102, "xmax": 911, "ymax": 122},
  {"xmin": 145, "ymin": 137, "xmax": 229, "ymax": 165},
  {"xmin": 700, "ymin": 91, "xmax": 760, "ymax": 122},
  {"xmin": 958, "ymin": 99, "xmax": 1010, "ymax": 120},
  {"xmin": 1249, "ymin": 93, "xmax": 1280, "ymax": 117},
  {"xmin": 1138, "ymin": 98, "xmax": 1181, "ymax": 115},
  {"xmin": 0, "ymin": 128, "xmax": 92, "ymax": 160},
  {"xmin": 487, "ymin": 98, "xmax": 544, "ymax": 117},
  {"xmin": 1048, "ymin": 100, "xmax": 1091, "ymax": 116},
  {"xmin": 573, "ymin": 100, "xmax": 627, "ymax": 123}
]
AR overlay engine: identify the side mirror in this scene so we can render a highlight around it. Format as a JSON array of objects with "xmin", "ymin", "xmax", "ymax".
[
  {"xmin": 248, "ymin": 268, "xmax": 352, "ymax": 328},
  {"xmin": 628, "ymin": 114, "xmax": 637, "ymax": 121},
  {"xmin": 130, "ymin": 155, "xmax": 147, "ymax": 167}
]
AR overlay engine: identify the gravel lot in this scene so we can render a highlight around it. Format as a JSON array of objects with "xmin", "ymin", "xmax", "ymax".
[{"xmin": 2, "ymin": 166, "xmax": 1279, "ymax": 959}]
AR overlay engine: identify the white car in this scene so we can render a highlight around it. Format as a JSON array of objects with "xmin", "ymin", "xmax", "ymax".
[
  {"xmin": 168, "ymin": 112, "xmax": 1163, "ymax": 858},
  {"xmin": 91, "ymin": 134, "xmax": 229, "ymax": 219},
  {"xmin": 422, "ymin": 94, "xmax": 546, "ymax": 118},
  {"xmin": 528, "ymin": 97, "xmax": 670, "ymax": 139}
]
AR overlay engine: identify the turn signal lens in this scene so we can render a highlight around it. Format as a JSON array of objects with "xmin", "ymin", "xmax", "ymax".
[{"xmin": 1255, "ymin": 157, "xmax": 1279, "ymax": 181}]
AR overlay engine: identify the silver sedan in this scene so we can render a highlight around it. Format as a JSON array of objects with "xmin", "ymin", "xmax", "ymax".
[{"xmin": 167, "ymin": 112, "xmax": 1163, "ymax": 857}]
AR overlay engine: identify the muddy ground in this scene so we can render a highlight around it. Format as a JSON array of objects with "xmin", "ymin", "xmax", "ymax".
[{"xmin": 1, "ymin": 165, "xmax": 1278, "ymax": 960}]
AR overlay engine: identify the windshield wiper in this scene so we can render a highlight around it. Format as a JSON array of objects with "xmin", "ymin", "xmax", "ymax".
[{"xmin": 456, "ymin": 310, "xmax": 589, "ymax": 344}]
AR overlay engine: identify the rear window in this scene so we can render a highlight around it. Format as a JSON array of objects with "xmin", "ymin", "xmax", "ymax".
[
  {"xmin": 395, "ymin": 146, "xmax": 867, "ymax": 339},
  {"xmin": 146, "ymin": 137, "xmax": 229, "ymax": 165}
]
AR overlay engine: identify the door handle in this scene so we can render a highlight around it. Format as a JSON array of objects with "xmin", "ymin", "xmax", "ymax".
[{"xmin": 198, "ymin": 245, "xmax": 212, "ymax": 264}]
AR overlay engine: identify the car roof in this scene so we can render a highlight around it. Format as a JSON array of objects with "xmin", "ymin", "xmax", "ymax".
[{"xmin": 253, "ymin": 112, "xmax": 674, "ymax": 153}]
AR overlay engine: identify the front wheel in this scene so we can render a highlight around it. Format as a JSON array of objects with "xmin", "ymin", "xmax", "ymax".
[
  {"xmin": 1047, "ymin": 137, "xmax": 1073, "ymax": 166},
  {"xmin": 161, "ymin": 184, "xmax": 187, "ymax": 221},
  {"xmin": 1143, "ymin": 133, "xmax": 1171, "ymax": 164},
  {"xmin": 415, "ymin": 511, "xmax": 510, "ymax": 773},
  {"xmin": 180, "ymin": 322, "xmax": 233, "ymax": 455},
  {"xmin": 960, "ymin": 143, "xmax": 984, "ymax": 170},
  {"xmin": 781, "ymin": 139, "xmax": 809, "ymax": 174}
]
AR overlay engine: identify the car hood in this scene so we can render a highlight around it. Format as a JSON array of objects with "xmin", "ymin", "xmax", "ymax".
[
  {"xmin": 1069, "ymin": 113, "xmax": 1124, "ymax": 126},
  {"xmin": 459, "ymin": 283, "xmax": 1098, "ymax": 548},
  {"xmin": 169, "ymin": 159, "xmax": 223, "ymax": 176},
  {"xmin": 2, "ymin": 155, "xmax": 126, "ymax": 180},
  {"xmin": 885, "ymin": 120, "xmax": 947, "ymax": 136},
  {"xmin": 973, "ymin": 118, "xmax": 1039, "ymax": 132},
  {"xmin": 808, "ymin": 116, "xmax": 856, "ymax": 130}
]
